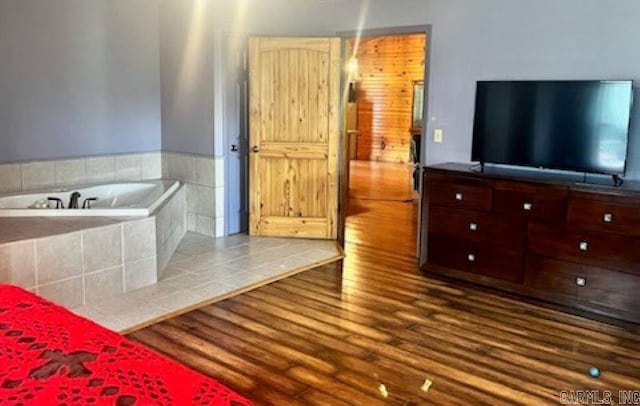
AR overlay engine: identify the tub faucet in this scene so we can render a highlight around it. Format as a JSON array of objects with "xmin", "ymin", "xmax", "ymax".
[
  {"xmin": 47, "ymin": 197, "xmax": 65, "ymax": 209},
  {"xmin": 82, "ymin": 197, "xmax": 98, "ymax": 209},
  {"xmin": 68, "ymin": 192, "xmax": 81, "ymax": 209}
]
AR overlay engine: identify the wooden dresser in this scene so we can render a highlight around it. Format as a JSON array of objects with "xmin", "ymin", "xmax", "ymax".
[{"xmin": 421, "ymin": 163, "xmax": 640, "ymax": 324}]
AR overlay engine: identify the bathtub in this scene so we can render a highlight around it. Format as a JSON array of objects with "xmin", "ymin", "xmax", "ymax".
[{"xmin": 0, "ymin": 180, "xmax": 180, "ymax": 217}]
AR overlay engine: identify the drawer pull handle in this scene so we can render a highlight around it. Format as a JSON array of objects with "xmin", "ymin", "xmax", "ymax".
[
  {"xmin": 576, "ymin": 277, "xmax": 587, "ymax": 287},
  {"xmin": 603, "ymin": 213, "xmax": 613, "ymax": 223},
  {"xmin": 455, "ymin": 193, "xmax": 463, "ymax": 201},
  {"xmin": 579, "ymin": 241, "xmax": 589, "ymax": 252},
  {"xmin": 523, "ymin": 202, "xmax": 533, "ymax": 211},
  {"xmin": 469, "ymin": 223, "xmax": 478, "ymax": 231},
  {"xmin": 467, "ymin": 254, "xmax": 476, "ymax": 262}
]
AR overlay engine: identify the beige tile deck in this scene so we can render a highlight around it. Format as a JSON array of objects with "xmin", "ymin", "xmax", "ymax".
[
  {"xmin": 0, "ymin": 217, "xmax": 124, "ymax": 244},
  {"xmin": 71, "ymin": 232, "xmax": 343, "ymax": 333}
]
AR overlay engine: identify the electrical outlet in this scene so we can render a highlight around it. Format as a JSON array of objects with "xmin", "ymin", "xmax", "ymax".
[{"xmin": 434, "ymin": 129, "xmax": 444, "ymax": 143}]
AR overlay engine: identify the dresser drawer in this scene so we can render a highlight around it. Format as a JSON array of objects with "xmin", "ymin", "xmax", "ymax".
[
  {"xmin": 493, "ymin": 181, "xmax": 568, "ymax": 222},
  {"xmin": 428, "ymin": 235, "xmax": 524, "ymax": 283},
  {"xmin": 568, "ymin": 195, "xmax": 640, "ymax": 236},
  {"xmin": 525, "ymin": 255, "xmax": 584, "ymax": 298},
  {"xmin": 528, "ymin": 224, "xmax": 640, "ymax": 275},
  {"xmin": 429, "ymin": 181, "xmax": 493, "ymax": 211},
  {"xmin": 525, "ymin": 256, "xmax": 640, "ymax": 314},
  {"xmin": 429, "ymin": 206, "xmax": 525, "ymax": 250},
  {"xmin": 579, "ymin": 267, "xmax": 640, "ymax": 313}
]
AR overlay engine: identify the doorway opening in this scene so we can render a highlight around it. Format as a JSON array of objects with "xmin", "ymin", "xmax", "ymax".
[
  {"xmin": 343, "ymin": 32, "xmax": 428, "ymax": 258},
  {"xmin": 222, "ymin": 31, "xmax": 429, "ymax": 254}
]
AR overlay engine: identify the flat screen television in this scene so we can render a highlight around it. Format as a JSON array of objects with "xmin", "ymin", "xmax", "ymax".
[{"xmin": 472, "ymin": 80, "xmax": 634, "ymax": 175}]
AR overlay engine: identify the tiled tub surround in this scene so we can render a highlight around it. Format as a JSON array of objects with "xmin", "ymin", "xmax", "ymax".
[
  {"xmin": 0, "ymin": 218, "xmax": 157, "ymax": 308},
  {"xmin": 0, "ymin": 184, "xmax": 187, "ymax": 308},
  {"xmin": 0, "ymin": 152, "xmax": 162, "ymax": 193},
  {"xmin": 162, "ymin": 152, "xmax": 224, "ymax": 238},
  {"xmin": 71, "ymin": 232, "xmax": 343, "ymax": 333},
  {"xmin": 0, "ymin": 217, "xmax": 126, "ymax": 245},
  {"xmin": 156, "ymin": 185, "xmax": 188, "ymax": 276},
  {"xmin": 0, "ymin": 151, "xmax": 223, "ymax": 236}
]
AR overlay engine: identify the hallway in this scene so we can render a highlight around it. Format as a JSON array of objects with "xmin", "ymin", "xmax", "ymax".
[{"xmin": 345, "ymin": 160, "xmax": 419, "ymax": 258}]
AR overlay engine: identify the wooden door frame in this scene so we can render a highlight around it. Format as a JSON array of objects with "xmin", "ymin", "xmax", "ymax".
[
  {"xmin": 336, "ymin": 25, "xmax": 433, "ymax": 258},
  {"xmin": 219, "ymin": 34, "xmax": 250, "ymax": 236}
]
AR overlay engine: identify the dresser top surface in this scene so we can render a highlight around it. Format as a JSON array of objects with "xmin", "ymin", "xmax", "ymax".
[{"xmin": 426, "ymin": 163, "xmax": 640, "ymax": 197}]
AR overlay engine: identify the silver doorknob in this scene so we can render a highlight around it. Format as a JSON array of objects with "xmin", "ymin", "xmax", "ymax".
[
  {"xmin": 455, "ymin": 193, "xmax": 463, "ymax": 201},
  {"xmin": 467, "ymin": 254, "xmax": 476, "ymax": 262},
  {"xmin": 576, "ymin": 277, "xmax": 587, "ymax": 287},
  {"xmin": 469, "ymin": 223, "xmax": 478, "ymax": 231},
  {"xmin": 603, "ymin": 213, "xmax": 613, "ymax": 223},
  {"xmin": 252, "ymin": 145, "xmax": 260, "ymax": 153},
  {"xmin": 523, "ymin": 202, "xmax": 533, "ymax": 211},
  {"xmin": 579, "ymin": 241, "xmax": 589, "ymax": 252}
]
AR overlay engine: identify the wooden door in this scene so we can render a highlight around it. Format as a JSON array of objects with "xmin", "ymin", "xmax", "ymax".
[{"xmin": 249, "ymin": 37, "xmax": 341, "ymax": 239}]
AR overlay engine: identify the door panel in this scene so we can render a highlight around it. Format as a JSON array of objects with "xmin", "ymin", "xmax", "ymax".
[
  {"xmin": 259, "ymin": 158, "xmax": 327, "ymax": 218},
  {"xmin": 249, "ymin": 37, "xmax": 340, "ymax": 239}
]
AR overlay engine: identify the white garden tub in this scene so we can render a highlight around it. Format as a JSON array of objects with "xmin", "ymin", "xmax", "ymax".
[{"xmin": 0, "ymin": 180, "xmax": 180, "ymax": 217}]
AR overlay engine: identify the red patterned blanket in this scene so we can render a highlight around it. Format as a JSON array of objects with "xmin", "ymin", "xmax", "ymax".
[{"xmin": 0, "ymin": 285, "xmax": 252, "ymax": 406}]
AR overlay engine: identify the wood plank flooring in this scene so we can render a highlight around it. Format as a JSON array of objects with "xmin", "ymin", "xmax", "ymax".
[
  {"xmin": 345, "ymin": 198, "xmax": 418, "ymax": 259},
  {"xmin": 348, "ymin": 160, "xmax": 417, "ymax": 202},
  {"xmin": 346, "ymin": 160, "xmax": 418, "ymax": 258},
  {"xmin": 128, "ymin": 162, "xmax": 640, "ymax": 405}
]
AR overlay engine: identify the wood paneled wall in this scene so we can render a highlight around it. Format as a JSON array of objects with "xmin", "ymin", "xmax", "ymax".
[{"xmin": 353, "ymin": 34, "xmax": 426, "ymax": 163}]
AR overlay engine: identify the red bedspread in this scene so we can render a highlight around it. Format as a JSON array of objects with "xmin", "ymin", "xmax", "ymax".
[{"xmin": 0, "ymin": 285, "xmax": 252, "ymax": 406}]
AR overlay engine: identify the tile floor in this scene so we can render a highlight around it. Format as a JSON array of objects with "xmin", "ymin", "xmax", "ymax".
[{"xmin": 71, "ymin": 232, "xmax": 342, "ymax": 333}]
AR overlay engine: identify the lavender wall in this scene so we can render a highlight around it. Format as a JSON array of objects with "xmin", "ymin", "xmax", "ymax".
[
  {"xmin": 0, "ymin": 0, "xmax": 161, "ymax": 163},
  {"xmin": 214, "ymin": 0, "xmax": 640, "ymax": 178},
  {"xmin": 4, "ymin": 0, "xmax": 640, "ymax": 178},
  {"xmin": 159, "ymin": 0, "xmax": 215, "ymax": 157},
  {"xmin": 423, "ymin": 0, "xmax": 640, "ymax": 179}
]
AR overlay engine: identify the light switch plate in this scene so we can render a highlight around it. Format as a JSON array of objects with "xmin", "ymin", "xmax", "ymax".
[{"xmin": 434, "ymin": 129, "xmax": 443, "ymax": 143}]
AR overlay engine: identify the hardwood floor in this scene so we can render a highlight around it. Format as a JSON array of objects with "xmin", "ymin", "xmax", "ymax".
[
  {"xmin": 346, "ymin": 160, "xmax": 419, "ymax": 258},
  {"xmin": 128, "ymin": 161, "xmax": 640, "ymax": 405},
  {"xmin": 345, "ymin": 198, "xmax": 418, "ymax": 259},
  {"xmin": 348, "ymin": 160, "xmax": 416, "ymax": 202}
]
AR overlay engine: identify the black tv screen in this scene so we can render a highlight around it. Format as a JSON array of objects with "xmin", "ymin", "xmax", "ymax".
[{"xmin": 472, "ymin": 80, "xmax": 633, "ymax": 175}]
